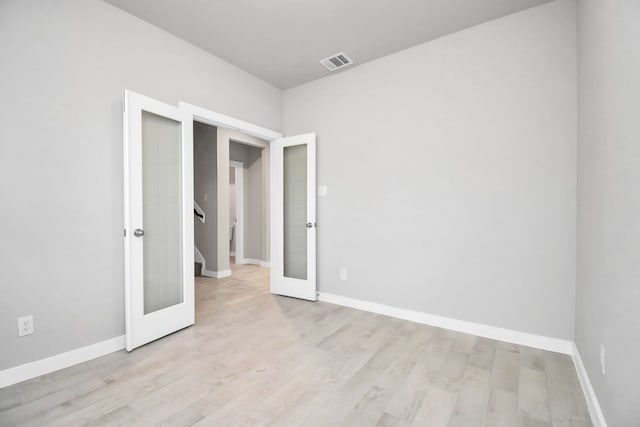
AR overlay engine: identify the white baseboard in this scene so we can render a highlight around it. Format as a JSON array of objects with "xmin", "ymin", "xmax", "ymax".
[
  {"xmin": 0, "ymin": 335, "xmax": 125, "ymax": 389},
  {"xmin": 202, "ymin": 269, "xmax": 232, "ymax": 278},
  {"xmin": 238, "ymin": 258, "xmax": 270, "ymax": 268},
  {"xmin": 571, "ymin": 344, "xmax": 608, "ymax": 427},
  {"xmin": 316, "ymin": 292, "xmax": 573, "ymax": 355}
]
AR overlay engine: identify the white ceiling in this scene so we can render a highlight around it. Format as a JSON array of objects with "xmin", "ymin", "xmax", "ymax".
[{"xmin": 103, "ymin": 0, "xmax": 552, "ymax": 89}]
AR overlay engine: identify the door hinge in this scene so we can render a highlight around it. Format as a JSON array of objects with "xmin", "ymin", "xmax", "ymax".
[{"xmin": 124, "ymin": 228, "xmax": 126, "ymax": 237}]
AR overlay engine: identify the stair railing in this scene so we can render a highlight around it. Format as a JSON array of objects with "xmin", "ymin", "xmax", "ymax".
[{"xmin": 194, "ymin": 201, "xmax": 206, "ymax": 223}]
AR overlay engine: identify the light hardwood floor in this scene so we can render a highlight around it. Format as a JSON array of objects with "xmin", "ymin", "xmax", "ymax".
[{"xmin": 0, "ymin": 262, "xmax": 592, "ymax": 426}]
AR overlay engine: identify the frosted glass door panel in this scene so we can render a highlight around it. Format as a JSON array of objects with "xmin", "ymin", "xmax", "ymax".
[
  {"xmin": 270, "ymin": 132, "xmax": 315, "ymax": 301},
  {"xmin": 283, "ymin": 144, "xmax": 307, "ymax": 280},
  {"xmin": 124, "ymin": 89, "xmax": 194, "ymax": 352},
  {"xmin": 141, "ymin": 111, "xmax": 184, "ymax": 314}
]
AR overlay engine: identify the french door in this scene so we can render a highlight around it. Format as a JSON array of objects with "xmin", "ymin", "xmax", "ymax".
[
  {"xmin": 123, "ymin": 90, "xmax": 194, "ymax": 351},
  {"xmin": 270, "ymin": 133, "xmax": 317, "ymax": 301}
]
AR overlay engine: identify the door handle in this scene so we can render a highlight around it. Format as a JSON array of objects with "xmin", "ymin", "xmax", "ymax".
[
  {"xmin": 306, "ymin": 222, "xmax": 315, "ymax": 228},
  {"xmin": 134, "ymin": 229, "xmax": 145, "ymax": 237}
]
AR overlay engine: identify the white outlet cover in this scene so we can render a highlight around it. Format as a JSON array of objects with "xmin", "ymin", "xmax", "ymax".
[
  {"xmin": 318, "ymin": 185, "xmax": 328, "ymax": 197},
  {"xmin": 17, "ymin": 315, "xmax": 34, "ymax": 337}
]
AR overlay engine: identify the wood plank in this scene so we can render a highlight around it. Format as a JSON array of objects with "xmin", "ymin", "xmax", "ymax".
[
  {"xmin": 447, "ymin": 365, "xmax": 491, "ymax": 427},
  {"xmin": 490, "ymin": 349, "xmax": 519, "ymax": 393},
  {"xmin": 518, "ymin": 367, "xmax": 551, "ymax": 424},
  {"xmin": 483, "ymin": 388, "xmax": 518, "ymax": 427},
  {"xmin": 376, "ymin": 412, "xmax": 411, "ymax": 427},
  {"xmin": 410, "ymin": 385, "xmax": 457, "ymax": 427}
]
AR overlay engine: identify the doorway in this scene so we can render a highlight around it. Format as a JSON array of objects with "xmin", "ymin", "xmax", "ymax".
[
  {"xmin": 180, "ymin": 101, "xmax": 317, "ymax": 300},
  {"xmin": 123, "ymin": 92, "xmax": 317, "ymax": 351},
  {"xmin": 192, "ymin": 121, "xmax": 271, "ymax": 278},
  {"xmin": 229, "ymin": 139, "xmax": 268, "ymax": 269}
]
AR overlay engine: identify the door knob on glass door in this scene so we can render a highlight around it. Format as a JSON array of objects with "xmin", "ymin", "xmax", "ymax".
[{"xmin": 134, "ymin": 229, "xmax": 145, "ymax": 237}]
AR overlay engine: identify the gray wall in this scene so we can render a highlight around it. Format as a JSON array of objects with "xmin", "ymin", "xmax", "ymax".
[
  {"xmin": 576, "ymin": 0, "xmax": 640, "ymax": 425},
  {"xmin": 0, "ymin": 0, "xmax": 281, "ymax": 370},
  {"xmin": 283, "ymin": 0, "xmax": 577, "ymax": 339},
  {"xmin": 230, "ymin": 142, "xmax": 266, "ymax": 261},
  {"xmin": 194, "ymin": 123, "xmax": 219, "ymax": 271}
]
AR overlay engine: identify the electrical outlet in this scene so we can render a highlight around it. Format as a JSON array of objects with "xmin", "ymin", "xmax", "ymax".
[
  {"xmin": 600, "ymin": 345, "xmax": 606, "ymax": 375},
  {"xmin": 17, "ymin": 315, "xmax": 34, "ymax": 337},
  {"xmin": 340, "ymin": 268, "xmax": 347, "ymax": 281}
]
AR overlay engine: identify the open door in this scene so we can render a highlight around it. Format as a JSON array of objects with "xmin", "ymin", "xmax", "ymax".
[
  {"xmin": 123, "ymin": 90, "xmax": 194, "ymax": 351},
  {"xmin": 270, "ymin": 133, "xmax": 316, "ymax": 301}
]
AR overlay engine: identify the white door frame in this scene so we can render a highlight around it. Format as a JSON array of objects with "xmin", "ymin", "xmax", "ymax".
[
  {"xmin": 229, "ymin": 160, "xmax": 244, "ymax": 264},
  {"xmin": 179, "ymin": 102, "xmax": 282, "ymax": 273},
  {"xmin": 179, "ymin": 102, "xmax": 282, "ymax": 141}
]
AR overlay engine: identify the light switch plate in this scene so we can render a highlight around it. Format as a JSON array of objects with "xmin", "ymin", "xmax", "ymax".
[{"xmin": 318, "ymin": 185, "xmax": 328, "ymax": 197}]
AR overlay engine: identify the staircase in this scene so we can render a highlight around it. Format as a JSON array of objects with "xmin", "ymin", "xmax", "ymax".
[{"xmin": 194, "ymin": 201, "xmax": 205, "ymax": 277}]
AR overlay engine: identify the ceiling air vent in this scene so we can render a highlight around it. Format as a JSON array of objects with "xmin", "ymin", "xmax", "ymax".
[{"xmin": 320, "ymin": 52, "xmax": 353, "ymax": 71}]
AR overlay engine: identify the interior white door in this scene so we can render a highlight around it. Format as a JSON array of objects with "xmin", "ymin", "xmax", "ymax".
[
  {"xmin": 270, "ymin": 133, "xmax": 316, "ymax": 301},
  {"xmin": 123, "ymin": 90, "xmax": 194, "ymax": 351}
]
